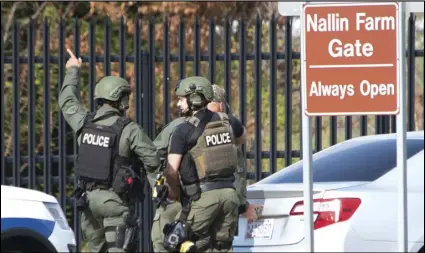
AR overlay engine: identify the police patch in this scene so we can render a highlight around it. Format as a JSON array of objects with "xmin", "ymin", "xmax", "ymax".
[
  {"xmin": 82, "ymin": 133, "xmax": 111, "ymax": 147},
  {"xmin": 205, "ymin": 132, "xmax": 232, "ymax": 147},
  {"xmin": 65, "ymin": 105, "xmax": 79, "ymax": 115}
]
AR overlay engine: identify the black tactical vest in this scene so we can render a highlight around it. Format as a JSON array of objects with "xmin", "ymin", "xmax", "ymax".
[{"xmin": 75, "ymin": 112, "xmax": 132, "ymax": 187}]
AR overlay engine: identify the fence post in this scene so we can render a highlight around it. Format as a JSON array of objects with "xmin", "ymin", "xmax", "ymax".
[
  {"xmin": 0, "ymin": 20, "xmax": 5, "ymax": 185},
  {"xmin": 140, "ymin": 51, "xmax": 154, "ymax": 252}
]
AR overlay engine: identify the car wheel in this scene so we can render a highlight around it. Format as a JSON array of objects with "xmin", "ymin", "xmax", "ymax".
[{"xmin": 1, "ymin": 236, "xmax": 55, "ymax": 253}]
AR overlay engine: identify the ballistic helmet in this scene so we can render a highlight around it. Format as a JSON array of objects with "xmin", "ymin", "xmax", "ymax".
[
  {"xmin": 94, "ymin": 76, "xmax": 131, "ymax": 102},
  {"xmin": 175, "ymin": 76, "xmax": 213, "ymax": 107}
]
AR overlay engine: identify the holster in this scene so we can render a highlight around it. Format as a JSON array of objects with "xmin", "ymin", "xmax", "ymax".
[
  {"xmin": 116, "ymin": 204, "xmax": 140, "ymax": 252},
  {"xmin": 123, "ymin": 225, "xmax": 138, "ymax": 251},
  {"xmin": 72, "ymin": 182, "xmax": 88, "ymax": 211},
  {"xmin": 154, "ymin": 184, "xmax": 169, "ymax": 208}
]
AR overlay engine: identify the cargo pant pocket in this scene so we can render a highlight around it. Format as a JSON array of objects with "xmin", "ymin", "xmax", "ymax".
[
  {"xmin": 188, "ymin": 194, "xmax": 220, "ymax": 237},
  {"xmin": 151, "ymin": 211, "xmax": 163, "ymax": 250},
  {"xmin": 81, "ymin": 211, "xmax": 106, "ymax": 252},
  {"xmin": 216, "ymin": 193, "xmax": 239, "ymax": 242},
  {"xmin": 103, "ymin": 213, "xmax": 128, "ymax": 253}
]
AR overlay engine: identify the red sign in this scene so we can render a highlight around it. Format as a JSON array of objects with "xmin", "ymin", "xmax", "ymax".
[{"xmin": 302, "ymin": 2, "xmax": 400, "ymax": 116}]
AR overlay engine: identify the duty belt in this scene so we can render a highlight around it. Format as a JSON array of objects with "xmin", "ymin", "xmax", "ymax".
[{"xmin": 200, "ymin": 181, "xmax": 234, "ymax": 192}]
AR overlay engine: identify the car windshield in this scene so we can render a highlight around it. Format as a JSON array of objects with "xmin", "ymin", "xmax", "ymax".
[{"xmin": 257, "ymin": 138, "xmax": 424, "ymax": 184}]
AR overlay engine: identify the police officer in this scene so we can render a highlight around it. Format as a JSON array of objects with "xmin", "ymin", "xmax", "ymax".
[
  {"xmin": 163, "ymin": 76, "xmax": 246, "ymax": 252},
  {"xmin": 150, "ymin": 82, "xmax": 232, "ymax": 252},
  {"xmin": 207, "ymin": 85, "xmax": 262, "ymax": 222},
  {"xmin": 59, "ymin": 49, "xmax": 160, "ymax": 252},
  {"xmin": 150, "ymin": 117, "xmax": 186, "ymax": 252},
  {"xmin": 150, "ymin": 77, "xmax": 207, "ymax": 252}
]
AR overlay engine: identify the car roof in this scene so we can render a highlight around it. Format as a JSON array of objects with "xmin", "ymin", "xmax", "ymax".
[
  {"xmin": 373, "ymin": 149, "xmax": 424, "ymax": 187},
  {"xmin": 342, "ymin": 130, "xmax": 423, "ymax": 143},
  {"xmin": 318, "ymin": 130, "xmax": 424, "ymax": 155},
  {"xmin": 1, "ymin": 185, "xmax": 57, "ymax": 203},
  {"xmin": 257, "ymin": 131, "xmax": 424, "ymax": 185}
]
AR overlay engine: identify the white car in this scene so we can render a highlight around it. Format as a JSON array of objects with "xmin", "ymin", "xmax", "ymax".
[
  {"xmin": 1, "ymin": 185, "xmax": 76, "ymax": 252},
  {"xmin": 233, "ymin": 130, "xmax": 424, "ymax": 252}
]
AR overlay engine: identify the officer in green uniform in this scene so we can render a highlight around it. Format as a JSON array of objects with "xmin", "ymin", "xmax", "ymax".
[
  {"xmin": 151, "ymin": 83, "xmax": 259, "ymax": 252},
  {"xmin": 150, "ymin": 117, "xmax": 185, "ymax": 252},
  {"xmin": 207, "ymin": 85, "xmax": 262, "ymax": 221},
  {"xmin": 163, "ymin": 77, "xmax": 246, "ymax": 253},
  {"xmin": 59, "ymin": 49, "xmax": 160, "ymax": 253},
  {"xmin": 150, "ymin": 77, "xmax": 203, "ymax": 252}
]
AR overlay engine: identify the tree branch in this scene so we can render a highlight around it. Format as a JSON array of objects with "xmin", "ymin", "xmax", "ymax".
[
  {"xmin": 63, "ymin": 2, "xmax": 75, "ymax": 18},
  {"xmin": 3, "ymin": 2, "xmax": 20, "ymax": 43},
  {"xmin": 31, "ymin": 2, "xmax": 48, "ymax": 20}
]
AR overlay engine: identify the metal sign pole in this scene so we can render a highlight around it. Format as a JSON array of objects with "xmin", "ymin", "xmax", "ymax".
[
  {"xmin": 397, "ymin": 2, "xmax": 407, "ymax": 252},
  {"xmin": 279, "ymin": 1, "xmax": 420, "ymax": 252},
  {"xmin": 300, "ymin": 3, "xmax": 314, "ymax": 251}
]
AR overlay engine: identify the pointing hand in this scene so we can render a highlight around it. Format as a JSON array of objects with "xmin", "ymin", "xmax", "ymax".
[{"xmin": 66, "ymin": 48, "xmax": 82, "ymax": 69}]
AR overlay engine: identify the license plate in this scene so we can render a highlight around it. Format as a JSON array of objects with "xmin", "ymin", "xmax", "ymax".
[{"xmin": 245, "ymin": 219, "xmax": 274, "ymax": 239}]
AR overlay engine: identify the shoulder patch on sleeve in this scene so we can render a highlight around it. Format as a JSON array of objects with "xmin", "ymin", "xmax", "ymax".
[{"xmin": 65, "ymin": 105, "xmax": 79, "ymax": 115}]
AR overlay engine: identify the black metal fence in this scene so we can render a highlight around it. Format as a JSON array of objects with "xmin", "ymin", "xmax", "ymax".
[{"xmin": 1, "ymin": 14, "xmax": 424, "ymax": 252}]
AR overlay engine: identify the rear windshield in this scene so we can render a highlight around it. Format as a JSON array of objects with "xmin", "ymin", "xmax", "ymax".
[{"xmin": 258, "ymin": 138, "xmax": 424, "ymax": 184}]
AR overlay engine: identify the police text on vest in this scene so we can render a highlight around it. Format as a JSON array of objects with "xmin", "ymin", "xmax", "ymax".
[
  {"xmin": 205, "ymin": 133, "xmax": 231, "ymax": 147},
  {"xmin": 82, "ymin": 133, "xmax": 110, "ymax": 147}
]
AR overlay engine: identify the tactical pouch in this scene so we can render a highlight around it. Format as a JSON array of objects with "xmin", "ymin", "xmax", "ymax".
[
  {"xmin": 112, "ymin": 166, "xmax": 133, "ymax": 194},
  {"xmin": 155, "ymin": 184, "xmax": 169, "ymax": 208},
  {"xmin": 123, "ymin": 225, "xmax": 138, "ymax": 252},
  {"xmin": 163, "ymin": 220, "xmax": 194, "ymax": 253},
  {"xmin": 75, "ymin": 192, "xmax": 88, "ymax": 211},
  {"xmin": 72, "ymin": 186, "xmax": 88, "ymax": 211},
  {"xmin": 115, "ymin": 224, "xmax": 126, "ymax": 248},
  {"xmin": 182, "ymin": 184, "xmax": 200, "ymax": 202},
  {"xmin": 163, "ymin": 221, "xmax": 181, "ymax": 252}
]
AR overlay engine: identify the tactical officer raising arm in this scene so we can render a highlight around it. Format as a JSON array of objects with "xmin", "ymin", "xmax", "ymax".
[
  {"xmin": 59, "ymin": 50, "xmax": 159, "ymax": 173},
  {"xmin": 59, "ymin": 49, "xmax": 160, "ymax": 253},
  {"xmin": 163, "ymin": 76, "xmax": 246, "ymax": 252}
]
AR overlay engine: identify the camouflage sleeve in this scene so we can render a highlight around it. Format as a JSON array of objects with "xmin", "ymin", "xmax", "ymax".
[
  {"xmin": 127, "ymin": 122, "xmax": 160, "ymax": 174},
  {"xmin": 153, "ymin": 117, "xmax": 186, "ymax": 161},
  {"xmin": 58, "ymin": 66, "xmax": 88, "ymax": 133},
  {"xmin": 234, "ymin": 147, "xmax": 249, "ymax": 207}
]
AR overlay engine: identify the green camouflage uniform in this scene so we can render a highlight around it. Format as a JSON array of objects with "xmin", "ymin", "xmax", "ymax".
[
  {"xmin": 211, "ymin": 85, "xmax": 249, "ymax": 213},
  {"xmin": 58, "ymin": 66, "xmax": 160, "ymax": 252},
  {"xmin": 170, "ymin": 79, "xmax": 242, "ymax": 253},
  {"xmin": 150, "ymin": 117, "xmax": 186, "ymax": 252},
  {"xmin": 175, "ymin": 188, "xmax": 240, "ymax": 253}
]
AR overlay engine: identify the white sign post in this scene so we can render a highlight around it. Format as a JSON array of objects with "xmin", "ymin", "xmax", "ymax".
[
  {"xmin": 278, "ymin": 1, "xmax": 413, "ymax": 252},
  {"xmin": 396, "ymin": 3, "xmax": 407, "ymax": 252},
  {"xmin": 300, "ymin": 6, "xmax": 314, "ymax": 252}
]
